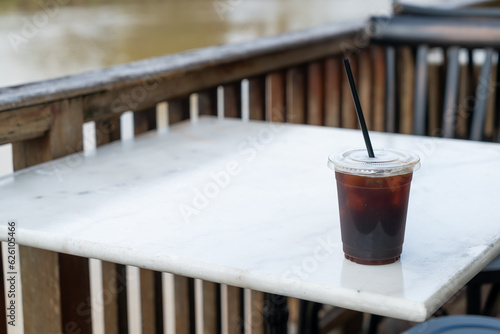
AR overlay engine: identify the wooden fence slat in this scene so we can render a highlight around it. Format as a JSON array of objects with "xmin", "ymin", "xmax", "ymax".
[
  {"xmin": 96, "ymin": 117, "xmax": 121, "ymax": 146},
  {"xmin": 372, "ymin": 47, "xmax": 386, "ymax": 132},
  {"xmin": 307, "ymin": 62, "xmax": 324, "ymax": 125},
  {"xmin": 198, "ymin": 89, "xmax": 218, "ymax": 116},
  {"xmin": 202, "ymin": 281, "xmax": 220, "ymax": 334},
  {"xmin": 250, "ymin": 290, "xmax": 265, "ymax": 334},
  {"xmin": 141, "ymin": 269, "xmax": 158, "ymax": 333},
  {"xmin": 427, "ymin": 62, "xmax": 443, "ymax": 136},
  {"xmin": 286, "ymin": 67, "xmax": 306, "ymax": 124},
  {"xmin": 385, "ymin": 47, "xmax": 397, "ymax": 133},
  {"xmin": 175, "ymin": 275, "xmax": 195, "ymax": 334},
  {"xmin": 397, "ymin": 47, "xmax": 415, "ymax": 135},
  {"xmin": 101, "ymin": 261, "xmax": 120, "ymax": 334},
  {"xmin": 226, "ymin": 286, "xmax": 243, "ymax": 334},
  {"xmin": 224, "ymin": 83, "xmax": 242, "ymax": 118},
  {"xmin": 0, "ymin": 105, "xmax": 51, "ymax": 145},
  {"xmin": 358, "ymin": 50, "xmax": 373, "ymax": 129},
  {"xmin": 169, "ymin": 98, "xmax": 190, "ymax": 125},
  {"xmin": 413, "ymin": 45, "xmax": 429, "ymax": 136},
  {"xmin": 456, "ymin": 64, "xmax": 470, "ymax": 139},
  {"xmin": 19, "ymin": 246, "xmax": 62, "ymax": 334},
  {"xmin": 59, "ymin": 254, "xmax": 92, "ymax": 334},
  {"xmin": 324, "ymin": 58, "xmax": 341, "ymax": 128},
  {"xmin": 341, "ymin": 55, "xmax": 358, "ymax": 129},
  {"xmin": 248, "ymin": 77, "xmax": 266, "ymax": 121},
  {"xmin": 266, "ymin": 72, "xmax": 285, "ymax": 122},
  {"xmin": 442, "ymin": 47, "xmax": 461, "ymax": 138},
  {"xmin": 484, "ymin": 61, "xmax": 497, "ymax": 141},
  {"xmin": 134, "ymin": 107, "xmax": 157, "ymax": 135}
]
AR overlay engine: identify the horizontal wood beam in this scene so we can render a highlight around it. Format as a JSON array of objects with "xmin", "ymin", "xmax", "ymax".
[{"xmin": 0, "ymin": 105, "xmax": 51, "ymax": 145}]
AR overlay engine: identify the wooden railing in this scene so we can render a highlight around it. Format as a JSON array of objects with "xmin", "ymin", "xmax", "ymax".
[{"xmin": 1, "ymin": 2, "xmax": 500, "ymax": 333}]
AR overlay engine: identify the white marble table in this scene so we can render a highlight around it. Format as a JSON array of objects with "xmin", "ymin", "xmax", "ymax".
[{"xmin": 2, "ymin": 117, "xmax": 500, "ymax": 322}]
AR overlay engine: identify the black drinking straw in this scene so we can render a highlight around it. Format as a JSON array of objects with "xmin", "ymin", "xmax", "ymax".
[{"xmin": 343, "ymin": 58, "xmax": 375, "ymax": 158}]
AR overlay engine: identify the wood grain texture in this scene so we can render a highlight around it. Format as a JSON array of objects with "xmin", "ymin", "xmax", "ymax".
[
  {"xmin": 372, "ymin": 47, "xmax": 386, "ymax": 132},
  {"xmin": 358, "ymin": 50, "xmax": 373, "ymax": 129},
  {"xmin": 203, "ymin": 281, "xmax": 220, "ymax": 334},
  {"xmin": 286, "ymin": 67, "xmax": 306, "ymax": 124},
  {"xmin": 0, "ymin": 104, "xmax": 51, "ymax": 145},
  {"xmin": 248, "ymin": 77, "xmax": 266, "ymax": 121},
  {"xmin": 307, "ymin": 62, "xmax": 324, "ymax": 125},
  {"xmin": 19, "ymin": 246, "xmax": 62, "ymax": 334},
  {"xmin": 266, "ymin": 72, "xmax": 285, "ymax": 122},
  {"xmin": 324, "ymin": 58, "xmax": 341, "ymax": 128},
  {"xmin": 397, "ymin": 47, "xmax": 415, "ymax": 135},
  {"xmin": 96, "ymin": 117, "xmax": 121, "ymax": 146},
  {"xmin": 341, "ymin": 55, "xmax": 358, "ymax": 129},
  {"xmin": 140, "ymin": 269, "xmax": 157, "ymax": 334},
  {"xmin": 249, "ymin": 290, "xmax": 265, "ymax": 334},
  {"xmin": 456, "ymin": 64, "xmax": 470, "ymax": 139},
  {"xmin": 223, "ymin": 83, "xmax": 242, "ymax": 119}
]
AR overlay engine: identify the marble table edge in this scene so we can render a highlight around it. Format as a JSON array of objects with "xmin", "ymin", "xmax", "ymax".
[{"xmin": 1, "ymin": 226, "xmax": 429, "ymax": 322}]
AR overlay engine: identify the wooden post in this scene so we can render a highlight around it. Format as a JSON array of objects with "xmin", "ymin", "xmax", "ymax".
[
  {"xmin": 250, "ymin": 290, "xmax": 265, "ymax": 334},
  {"xmin": 226, "ymin": 286, "xmax": 243, "ymax": 334},
  {"xmin": 358, "ymin": 50, "xmax": 373, "ymax": 129},
  {"xmin": 286, "ymin": 67, "xmax": 306, "ymax": 124},
  {"xmin": 307, "ymin": 61, "xmax": 324, "ymax": 125},
  {"xmin": 13, "ymin": 98, "xmax": 86, "ymax": 334},
  {"xmin": 372, "ymin": 47, "xmax": 386, "ymax": 132},
  {"xmin": 249, "ymin": 77, "xmax": 266, "ymax": 121},
  {"xmin": 175, "ymin": 275, "xmax": 195, "ymax": 334},
  {"xmin": 427, "ymin": 62, "xmax": 443, "ymax": 136},
  {"xmin": 134, "ymin": 107, "xmax": 157, "ymax": 135},
  {"xmin": 141, "ymin": 269, "xmax": 158, "ymax": 333},
  {"xmin": 397, "ymin": 47, "xmax": 415, "ymax": 135},
  {"xmin": 324, "ymin": 58, "xmax": 342, "ymax": 128},
  {"xmin": 266, "ymin": 72, "xmax": 285, "ymax": 122}
]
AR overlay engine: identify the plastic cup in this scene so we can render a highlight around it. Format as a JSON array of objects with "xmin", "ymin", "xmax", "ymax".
[{"xmin": 328, "ymin": 148, "xmax": 420, "ymax": 265}]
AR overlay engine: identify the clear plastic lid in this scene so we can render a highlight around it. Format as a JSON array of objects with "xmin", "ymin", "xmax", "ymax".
[{"xmin": 327, "ymin": 148, "xmax": 420, "ymax": 176}]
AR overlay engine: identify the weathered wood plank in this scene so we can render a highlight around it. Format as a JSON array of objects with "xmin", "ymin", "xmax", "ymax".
[
  {"xmin": 169, "ymin": 98, "xmax": 190, "ymax": 125},
  {"xmin": 286, "ymin": 67, "xmax": 306, "ymax": 124},
  {"xmin": 0, "ymin": 105, "xmax": 51, "ymax": 145},
  {"xmin": 175, "ymin": 275, "xmax": 194, "ymax": 334},
  {"xmin": 101, "ymin": 261, "xmax": 120, "ymax": 334},
  {"xmin": 96, "ymin": 117, "xmax": 121, "ymax": 146},
  {"xmin": 484, "ymin": 62, "xmax": 497, "ymax": 141},
  {"xmin": 250, "ymin": 290, "xmax": 265, "ymax": 334},
  {"xmin": 248, "ymin": 77, "xmax": 266, "ymax": 121},
  {"xmin": 227, "ymin": 286, "xmax": 243, "ymax": 334},
  {"xmin": 385, "ymin": 47, "xmax": 397, "ymax": 133},
  {"xmin": 134, "ymin": 107, "xmax": 157, "ymax": 135},
  {"xmin": 413, "ymin": 45, "xmax": 429, "ymax": 136},
  {"xmin": 456, "ymin": 64, "xmax": 470, "ymax": 139},
  {"xmin": 59, "ymin": 254, "xmax": 92, "ymax": 334},
  {"xmin": 198, "ymin": 89, "xmax": 218, "ymax": 116},
  {"xmin": 203, "ymin": 281, "xmax": 220, "ymax": 334},
  {"xmin": 266, "ymin": 72, "xmax": 285, "ymax": 122},
  {"xmin": 0, "ymin": 22, "xmax": 361, "ymax": 113},
  {"xmin": 140, "ymin": 269, "xmax": 157, "ymax": 334},
  {"xmin": 427, "ymin": 63, "xmax": 443, "ymax": 136},
  {"xmin": 307, "ymin": 61, "xmax": 324, "ymax": 125},
  {"xmin": 19, "ymin": 246, "xmax": 62, "ymax": 334},
  {"xmin": 341, "ymin": 55, "xmax": 358, "ymax": 129},
  {"xmin": 397, "ymin": 47, "xmax": 415, "ymax": 135},
  {"xmin": 324, "ymin": 58, "xmax": 341, "ymax": 128},
  {"xmin": 358, "ymin": 50, "xmax": 373, "ymax": 129},
  {"xmin": 442, "ymin": 47, "xmax": 461, "ymax": 138},
  {"xmin": 372, "ymin": 46, "xmax": 386, "ymax": 132},
  {"xmin": 223, "ymin": 82, "xmax": 242, "ymax": 118}
]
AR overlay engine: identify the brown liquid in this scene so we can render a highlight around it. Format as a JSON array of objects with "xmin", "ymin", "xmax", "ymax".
[{"xmin": 335, "ymin": 171, "xmax": 413, "ymax": 265}]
